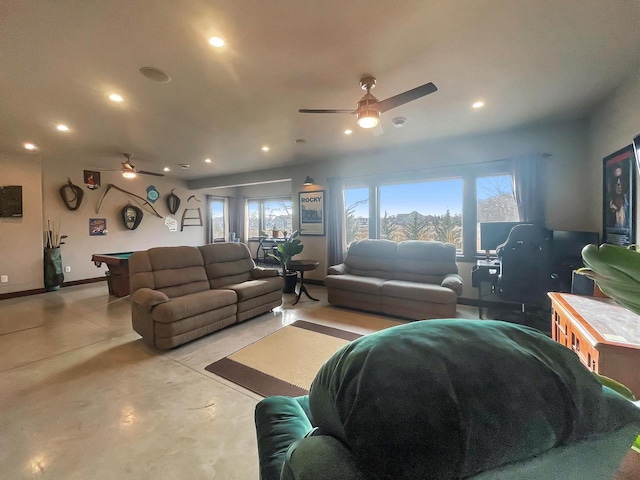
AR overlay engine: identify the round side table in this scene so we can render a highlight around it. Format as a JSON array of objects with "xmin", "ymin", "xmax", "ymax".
[{"xmin": 287, "ymin": 259, "xmax": 320, "ymax": 305}]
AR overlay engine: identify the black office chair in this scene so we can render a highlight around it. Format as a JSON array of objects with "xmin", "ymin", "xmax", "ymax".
[{"xmin": 496, "ymin": 224, "xmax": 556, "ymax": 331}]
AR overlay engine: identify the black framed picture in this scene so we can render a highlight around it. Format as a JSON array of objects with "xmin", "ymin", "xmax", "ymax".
[
  {"xmin": 633, "ymin": 133, "xmax": 640, "ymax": 177},
  {"xmin": 299, "ymin": 190, "xmax": 325, "ymax": 236},
  {"xmin": 602, "ymin": 145, "xmax": 635, "ymax": 246}
]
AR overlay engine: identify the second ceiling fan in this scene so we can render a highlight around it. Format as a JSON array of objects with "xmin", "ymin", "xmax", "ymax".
[
  {"xmin": 120, "ymin": 153, "xmax": 164, "ymax": 178},
  {"xmin": 298, "ymin": 76, "xmax": 437, "ymax": 131}
]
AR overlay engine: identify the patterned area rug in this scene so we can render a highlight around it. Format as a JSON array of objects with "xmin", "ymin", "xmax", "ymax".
[{"xmin": 205, "ymin": 320, "xmax": 365, "ymax": 397}]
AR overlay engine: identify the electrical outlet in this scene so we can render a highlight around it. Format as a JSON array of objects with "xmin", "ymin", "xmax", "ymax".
[
  {"xmin": 64, "ymin": 266, "xmax": 71, "ymax": 273},
  {"xmin": 0, "ymin": 275, "xmax": 8, "ymax": 283}
]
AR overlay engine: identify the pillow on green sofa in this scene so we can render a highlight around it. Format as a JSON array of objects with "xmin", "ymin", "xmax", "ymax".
[{"xmin": 309, "ymin": 319, "xmax": 640, "ymax": 480}]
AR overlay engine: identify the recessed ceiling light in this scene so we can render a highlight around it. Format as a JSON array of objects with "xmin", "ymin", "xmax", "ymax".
[
  {"xmin": 180, "ymin": 164, "xmax": 190, "ymax": 169},
  {"xmin": 56, "ymin": 124, "xmax": 70, "ymax": 132},
  {"xmin": 205, "ymin": 158, "xmax": 212, "ymax": 163},
  {"xmin": 163, "ymin": 167, "xmax": 170, "ymax": 172},
  {"xmin": 294, "ymin": 139, "xmax": 306, "ymax": 144},
  {"xmin": 139, "ymin": 67, "xmax": 171, "ymax": 83},
  {"xmin": 472, "ymin": 101, "xmax": 485, "ymax": 109},
  {"xmin": 208, "ymin": 36, "xmax": 225, "ymax": 48},
  {"xmin": 109, "ymin": 93, "xmax": 123, "ymax": 103},
  {"xmin": 261, "ymin": 146, "xmax": 270, "ymax": 152},
  {"xmin": 344, "ymin": 129, "xmax": 353, "ymax": 135},
  {"xmin": 24, "ymin": 143, "xmax": 37, "ymax": 150}
]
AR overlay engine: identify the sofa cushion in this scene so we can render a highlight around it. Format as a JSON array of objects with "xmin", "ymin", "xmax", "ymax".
[
  {"xmin": 380, "ymin": 280, "xmax": 457, "ymax": 304},
  {"xmin": 324, "ymin": 274, "xmax": 386, "ymax": 295},
  {"xmin": 130, "ymin": 246, "xmax": 211, "ymax": 297},
  {"xmin": 152, "ymin": 289, "xmax": 237, "ymax": 323},
  {"xmin": 309, "ymin": 320, "xmax": 640, "ymax": 480},
  {"xmin": 343, "ymin": 239, "xmax": 397, "ymax": 279},
  {"xmin": 200, "ymin": 243, "xmax": 256, "ymax": 289},
  {"xmin": 226, "ymin": 277, "xmax": 283, "ymax": 302},
  {"xmin": 392, "ymin": 240, "xmax": 458, "ymax": 283}
]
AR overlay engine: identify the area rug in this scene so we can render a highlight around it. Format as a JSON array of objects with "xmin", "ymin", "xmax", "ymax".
[{"xmin": 205, "ymin": 320, "xmax": 371, "ymax": 397}]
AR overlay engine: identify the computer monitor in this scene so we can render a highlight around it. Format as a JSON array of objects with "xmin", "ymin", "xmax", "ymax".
[
  {"xmin": 479, "ymin": 222, "xmax": 522, "ymax": 254},
  {"xmin": 551, "ymin": 231, "xmax": 600, "ymax": 261}
]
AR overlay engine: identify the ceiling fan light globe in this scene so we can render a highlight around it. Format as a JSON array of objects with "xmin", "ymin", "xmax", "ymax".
[
  {"xmin": 123, "ymin": 171, "xmax": 137, "ymax": 179},
  {"xmin": 357, "ymin": 114, "xmax": 379, "ymax": 129}
]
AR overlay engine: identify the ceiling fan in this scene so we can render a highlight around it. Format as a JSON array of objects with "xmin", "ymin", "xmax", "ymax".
[
  {"xmin": 120, "ymin": 153, "xmax": 164, "ymax": 178},
  {"xmin": 298, "ymin": 76, "xmax": 437, "ymax": 131}
]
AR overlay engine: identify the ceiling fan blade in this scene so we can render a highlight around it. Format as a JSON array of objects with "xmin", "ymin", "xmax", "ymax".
[
  {"xmin": 298, "ymin": 108, "xmax": 355, "ymax": 114},
  {"xmin": 138, "ymin": 170, "xmax": 165, "ymax": 177},
  {"xmin": 378, "ymin": 82, "xmax": 437, "ymax": 113}
]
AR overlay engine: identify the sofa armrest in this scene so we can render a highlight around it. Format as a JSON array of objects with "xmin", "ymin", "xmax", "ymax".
[
  {"xmin": 441, "ymin": 273, "xmax": 463, "ymax": 296},
  {"xmin": 252, "ymin": 266, "xmax": 279, "ymax": 279},
  {"xmin": 327, "ymin": 263, "xmax": 347, "ymax": 275},
  {"xmin": 131, "ymin": 288, "xmax": 169, "ymax": 309},
  {"xmin": 255, "ymin": 396, "xmax": 313, "ymax": 480}
]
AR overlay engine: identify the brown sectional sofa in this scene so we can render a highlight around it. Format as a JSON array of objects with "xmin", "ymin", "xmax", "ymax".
[
  {"xmin": 325, "ymin": 239, "xmax": 463, "ymax": 320},
  {"xmin": 129, "ymin": 242, "xmax": 284, "ymax": 349}
]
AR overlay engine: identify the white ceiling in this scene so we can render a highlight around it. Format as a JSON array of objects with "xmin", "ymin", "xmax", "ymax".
[{"xmin": 2, "ymin": 0, "xmax": 640, "ymax": 181}]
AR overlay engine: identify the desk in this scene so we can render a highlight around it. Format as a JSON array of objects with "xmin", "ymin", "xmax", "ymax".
[
  {"xmin": 92, "ymin": 252, "xmax": 134, "ymax": 297},
  {"xmin": 255, "ymin": 237, "xmax": 286, "ymax": 264},
  {"xmin": 471, "ymin": 260, "xmax": 500, "ymax": 318},
  {"xmin": 549, "ymin": 292, "xmax": 640, "ymax": 394},
  {"xmin": 287, "ymin": 259, "xmax": 319, "ymax": 305}
]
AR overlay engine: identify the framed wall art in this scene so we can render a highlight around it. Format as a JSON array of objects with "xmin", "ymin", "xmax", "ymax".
[
  {"xmin": 299, "ymin": 190, "xmax": 325, "ymax": 236},
  {"xmin": 89, "ymin": 218, "xmax": 107, "ymax": 236},
  {"xmin": 602, "ymin": 145, "xmax": 635, "ymax": 246}
]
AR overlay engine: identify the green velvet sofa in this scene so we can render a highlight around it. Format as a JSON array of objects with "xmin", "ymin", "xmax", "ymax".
[{"xmin": 255, "ymin": 320, "xmax": 640, "ymax": 479}]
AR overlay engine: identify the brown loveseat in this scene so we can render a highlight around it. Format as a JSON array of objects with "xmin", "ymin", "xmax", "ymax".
[
  {"xmin": 325, "ymin": 239, "xmax": 463, "ymax": 320},
  {"xmin": 129, "ymin": 242, "xmax": 284, "ymax": 349}
]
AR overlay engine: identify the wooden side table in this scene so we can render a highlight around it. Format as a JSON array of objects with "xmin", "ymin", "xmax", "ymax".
[
  {"xmin": 548, "ymin": 292, "xmax": 640, "ymax": 395},
  {"xmin": 287, "ymin": 260, "xmax": 320, "ymax": 305}
]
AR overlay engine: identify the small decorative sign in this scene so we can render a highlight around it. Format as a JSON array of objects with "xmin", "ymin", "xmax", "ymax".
[
  {"xmin": 89, "ymin": 218, "xmax": 107, "ymax": 236},
  {"xmin": 146, "ymin": 185, "xmax": 160, "ymax": 203},
  {"xmin": 164, "ymin": 216, "xmax": 178, "ymax": 232}
]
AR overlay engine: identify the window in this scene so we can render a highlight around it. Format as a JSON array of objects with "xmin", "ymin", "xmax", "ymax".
[
  {"xmin": 476, "ymin": 175, "xmax": 519, "ymax": 252},
  {"xmin": 345, "ymin": 187, "xmax": 369, "ymax": 246},
  {"xmin": 209, "ymin": 197, "xmax": 227, "ymax": 241},
  {"xmin": 342, "ymin": 164, "xmax": 516, "ymax": 258},
  {"xmin": 379, "ymin": 179, "xmax": 463, "ymax": 250},
  {"xmin": 247, "ymin": 197, "xmax": 293, "ymax": 238}
]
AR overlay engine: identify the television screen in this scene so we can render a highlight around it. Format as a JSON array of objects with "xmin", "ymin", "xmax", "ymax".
[
  {"xmin": 479, "ymin": 222, "xmax": 522, "ymax": 252},
  {"xmin": 552, "ymin": 231, "xmax": 600, "ymax": 260}
]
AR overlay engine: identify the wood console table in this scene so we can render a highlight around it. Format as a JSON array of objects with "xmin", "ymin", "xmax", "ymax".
[{"xmin": 548, "ymin": 292, "xmax": 640, "ymax": 395}]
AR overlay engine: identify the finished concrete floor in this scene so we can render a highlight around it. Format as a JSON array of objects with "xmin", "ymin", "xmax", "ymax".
[{"xmin": 0, "ymin": 282, "xmax": 481, "ymax": 479}]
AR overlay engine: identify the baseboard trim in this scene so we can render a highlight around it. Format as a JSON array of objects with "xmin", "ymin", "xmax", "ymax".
[{"xmin": 0, "ymin": 277, "xmax": 107, "ymax": 301}]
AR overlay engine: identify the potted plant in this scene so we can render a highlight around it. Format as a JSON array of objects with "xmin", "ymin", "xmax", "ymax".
[{"xmin": 269, "ymin": 230, "xmax": 303, "ymax": 293}]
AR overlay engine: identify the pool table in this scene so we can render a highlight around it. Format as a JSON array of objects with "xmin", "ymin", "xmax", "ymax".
[{"xmin": 91, "ymin": 252, "xmax": 134, "ymax": 297}]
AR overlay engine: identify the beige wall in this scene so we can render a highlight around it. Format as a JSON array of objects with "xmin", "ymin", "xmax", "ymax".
[
  {"xmin": 0, "ymin": 153, "xmax": 44, "ymax": 294},
  {"xmin": 589, "ymin": 63, "xmax": 640, "ymax": 243}
]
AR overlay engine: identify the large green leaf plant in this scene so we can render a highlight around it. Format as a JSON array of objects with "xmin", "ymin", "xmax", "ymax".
[{"xmin": 268, "ymin": 230, "xmax": 303, "ymax": 274}]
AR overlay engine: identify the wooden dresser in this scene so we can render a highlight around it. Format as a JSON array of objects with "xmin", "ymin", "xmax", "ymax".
[{"xmin": 548, "ymin": 292, "xmax": 640, "ymax": 395}]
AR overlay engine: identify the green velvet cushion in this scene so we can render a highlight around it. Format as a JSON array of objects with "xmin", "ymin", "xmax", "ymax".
[
  {"xmin": 309, "ymin": 319, "xmax": 640, "ymax": 480},
  {"xmin": 255, "ymin": 396, "xmax": 313, "ymax": 480}
]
